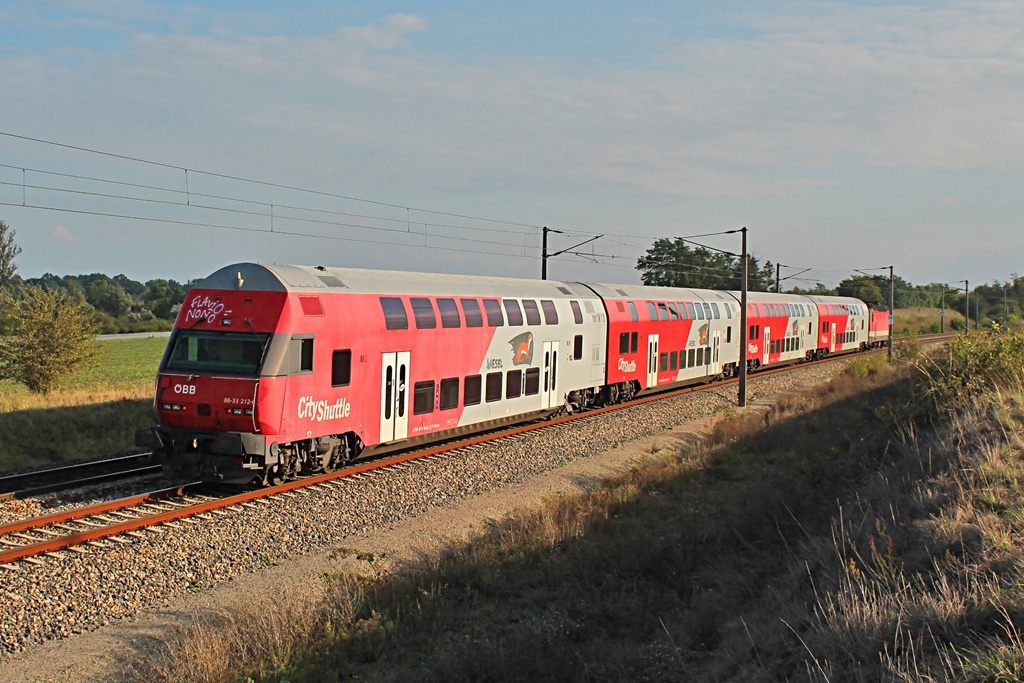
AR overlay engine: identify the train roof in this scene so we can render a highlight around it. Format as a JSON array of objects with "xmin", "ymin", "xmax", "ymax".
[
  {"xmin": 583, "ymin": 282, "xmax": 738, "ymax": 303},
  {"xmin": 198, "ymin": 263, "xmax": 600, "ymax": 299}
]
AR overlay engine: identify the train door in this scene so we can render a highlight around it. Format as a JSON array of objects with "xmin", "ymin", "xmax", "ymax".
[
  {"xmin": 711, "ymin": 330, "xmax": 721, "ymax": 375},
  {"xmin": 830, "ymin": 323, "xmax": 837, "ymax": 353},
  {"xmin": 647, "ymin": 334, "xmax": 659, "ymax": 388},
  {"xmin": 762, "ymin": 328, "xmax": 770, "ymax": 366},
  {"xmin": 379, "ymin": 351, "xmax": 410, "ymax": 444},
  {"xmin": 542, "ymin": 341, "xmax": 559, "ymax": 409}
]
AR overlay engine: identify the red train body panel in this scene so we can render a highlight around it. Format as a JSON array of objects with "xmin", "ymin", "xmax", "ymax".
[{"xmin": 137, "ymin": 263, "xmax": 889, "ymax": 485}]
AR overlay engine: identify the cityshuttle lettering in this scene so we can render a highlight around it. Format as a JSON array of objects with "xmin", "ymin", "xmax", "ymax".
[
  {"xmin": 617, "ymin": 358, "xmax": 636, "ymax": 373},
  {"xmin": 297, "ymin": 396, "xmax": 352, "ymax": 422}
]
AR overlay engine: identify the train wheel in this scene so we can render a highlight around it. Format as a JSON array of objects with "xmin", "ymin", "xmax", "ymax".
[{"xmin": 268, "ymin": 466, "xmax": 286, "ymax": 487}]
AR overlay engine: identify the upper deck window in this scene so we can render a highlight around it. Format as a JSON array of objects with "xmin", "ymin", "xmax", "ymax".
[
  {"xmin": 483, "ymin": 299, "xmax": 504, "ymax": 327},
  {"xmin": 541, "ymin": 300, "xmax": 558, "ymax": 325},
  {"xmin": 437, "ymin": 298, "xmax": 461, "ymax": 328},
  {"xmin": 410, "ymin": 298, "xmax": 437, "ymax": 329},
  {"xmin": 460, "ymin": 299, "xmax": 484, "ymax": 327},
  {"xmin": 504, "ymin": 299, "xmax": 524, "ymax": 326},
  {"xmin": 522, "ymin": 300, "xmax": 541, "ymax": 326},
  {"xmin": 380, "ymin": 297, "xmax": 408, "ymax": 330},
  {"xmin": 647, "ymin": 302, "xmax": 658, "ymax": 321},
  {"xmin": 570, "ymin": 301, "xmax": 584, "ymax": 324}
]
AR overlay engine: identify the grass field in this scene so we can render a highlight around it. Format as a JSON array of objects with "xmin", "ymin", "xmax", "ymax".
[
  {"xmin": 0, "ymin": 336, "xmax": 165, "ymax": 473},
  {"xmin": 893, "ymin": 306, "xmax": 967, "ymax": 336}
]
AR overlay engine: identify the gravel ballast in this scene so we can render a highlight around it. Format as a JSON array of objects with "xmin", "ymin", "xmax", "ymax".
[{"xmin": 0, "ymin": 360, "xmax": 856, "ymax": 665}]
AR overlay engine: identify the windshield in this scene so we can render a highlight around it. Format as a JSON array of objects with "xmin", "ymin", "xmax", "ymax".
[{"xmin": 163, "ymin": 330, "xmax": 270, "ymax": 375}]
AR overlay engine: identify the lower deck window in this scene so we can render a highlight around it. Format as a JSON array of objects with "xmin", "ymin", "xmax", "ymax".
[
  {"xmin": 525, "ymin": 368, "xmax": 540, "ymax": 395},
  {"xmin": 413, "ymin": 381, "xmax": 434, "ymax": 415},
  {"xmin": 440, "ymin": 377, "xmax": 459, "ymax": 410},
  {"xmin": 506, "ymin": 370, "xmax": 522, "ymax": 398},
  {"xmin": 464, "ymin": 375, "xmax": 482, "ymax": 406},
  {"xmin": 485, "ymin": 372, "xmax": 502, "ymax": 402}
]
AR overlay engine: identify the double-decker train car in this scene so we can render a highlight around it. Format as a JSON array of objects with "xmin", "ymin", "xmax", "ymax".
[
  {"xmin": 588, "ymin": 283, "xmax": 739, "ymax": 397},
  {"xmin": 137, "ymin": 263, "xmax": 889, "ymax": 486},
  {"xmin": 136, "ymin": 263, "xmax": 607, "ymax": 485}
]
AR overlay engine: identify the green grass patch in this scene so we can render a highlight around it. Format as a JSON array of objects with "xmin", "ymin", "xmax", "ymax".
[{"xmin": 0, "ymin": 337, "xmax": 165, "ymax": 473}]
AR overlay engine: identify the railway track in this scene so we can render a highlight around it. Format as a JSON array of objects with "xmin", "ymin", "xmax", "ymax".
[
  {"xmin": 0, "ymin": 453, "xmax": 162, "ymax": 502},
  {"xmin": 0, "ymin": 336, "xmax": 954, "ymax": 569}
]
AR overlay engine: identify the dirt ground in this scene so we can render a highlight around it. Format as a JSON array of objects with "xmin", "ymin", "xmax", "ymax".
[{"xmin": 0, "ymin": 401, "xmax": 776, "ymax": 683}]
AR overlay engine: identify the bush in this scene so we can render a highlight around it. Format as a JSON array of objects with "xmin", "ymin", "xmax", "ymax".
[{"xmin": 0, "ymin": 285, "xmax": 98, "ymax": 393}]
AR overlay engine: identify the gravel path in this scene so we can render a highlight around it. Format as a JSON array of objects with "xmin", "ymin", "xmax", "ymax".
[{"xmin": 0, "ymin": 359, "xmax": 855, "ymax": 679}]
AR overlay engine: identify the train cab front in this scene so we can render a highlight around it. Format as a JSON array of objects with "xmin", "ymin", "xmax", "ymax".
[{"xmin": 136, "ymin": 318, "xmax": 275, "ymax": 485}]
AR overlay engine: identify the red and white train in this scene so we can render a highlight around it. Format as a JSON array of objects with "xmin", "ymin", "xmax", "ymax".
[{"xmin": 136, "ymin": 263, "xmax": 890, "ymax": 485}]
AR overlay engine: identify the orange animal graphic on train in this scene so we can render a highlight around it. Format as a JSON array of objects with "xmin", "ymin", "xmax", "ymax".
[{"xmin": 509, "ymin": 331, "xmax": 534, "ymax": 366}]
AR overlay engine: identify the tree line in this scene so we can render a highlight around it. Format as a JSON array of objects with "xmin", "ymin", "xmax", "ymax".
[{"xmin": 21, "ymin": 272, "xmax": 191, "ymax": 334}]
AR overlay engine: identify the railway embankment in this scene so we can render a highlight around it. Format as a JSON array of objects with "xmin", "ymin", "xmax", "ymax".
[{"xmin": 132, "ymin": 332, "xmax": 1024, "ymax": 682}]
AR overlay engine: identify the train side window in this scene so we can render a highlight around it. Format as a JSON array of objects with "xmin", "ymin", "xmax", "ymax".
[
  {"xmin": 619, "ymin": 332, "xmax": 629, "ymax": 354},
  {"xmin": 630, "ymin": 331, "xmax": 638, "ymax": 353},
  {"xmin": 290, "ymin": 337, "xmax": 314, "ymax": 374},
  {"xmin": 724, "ymin": 303, "xmax": 732, "ymax": 319},
  {"xmin": 464, "ymin": 375, "xmax": 482, "ymax": 406},
  {"xmin": 437, "ymin": 298, "xmax": 462, "ymax": 328},
  {"xmin": 657, "ymin": 302, "xmax": 669, "ymax": 321},
  {"xmin": 696, "ymin": 348, "xmax": 704, "ymax": 366},
  {"xmin": 688, "ymin": 349, "xmax": 696, "ymax": 367},
  {"xmin": 705, "ymin": 348, "xmax": 711, "ymax": 366},
  {"xmin": 726, "ymin": 326, "xmax": 732, "ymax": 343},
  {"xmin": 676, "ymin": 302, "xmax": 687, "ymax": 320},
  {"xmin": 485, "ymin": 372, "xmax": 503, "ymax": 402},
  {"xmin": 440, "ymin": 377, "xmax": 459, "ymax": 410},
  {"xmin": 659, "ymin": 353, "xmax": 668, "ymax": 372},
  {"xmin": 573, "ymin": 334, "xmax": 584, "ymax": 360},
  {"xmin": 461, "ymin": 299, "xmax": 484, "ymax": 327},
  {"xmin": 703, "ymin": 303, "xmax": 713, "ymax": 319},
  {"xmin": 680, "ymin": 349, "xmax": 687, "ymax": 368},
  {"xmin": 695, "ymin": 304, "xmax": 705, "ymax": 320},
  {"xmin": 524, "ymin": 368, "xmax": 540, "ymax": 395},
  {"xmin": 616, "ymin": 301, "xmax": 626, "ymax": 313},
  {"xmin": 413, "ymin": 380, "xmax": 435, "ymax": 415},
  {"xmin": 331, "ymin": 349, "xmax": 351, "ymax": 387},
  {"xmin": 504, "ymin": 299, "xmax": 524, "ymax": 326},
  {"xmin": 670, "ymin": 351, "xmax": 678, "ymax": 371},
  {"xmin": 379, "ymin": 297, "xmax": 408, "ymax": 330},
  {"xmin": 808, "ymin": 322, "xmax": 813, "ymax": 334},
  {"xmin": 506, "ymin": 370, "xmax": 523, "ymax": 399},
  {"xmin": 483, "ymin": 299, "xmax": 504, "ymax": 327},
  {"xmin": 541, "ymin": 300, "xmax": 558, "ymax": 325},
  {"xmin": 410, "ymin": 298, "xmax": 437, "ymax": 329},
  {"xmin": 570, "ymin": 300, "xmax": 584, "ymax": 324},
  {"xmin": 711, "ymin": 303, "xmax": 720, "ymax": 319},
  {"xmin": 822, "ymin": 322, "xmax": 828, "ymax": 333},
  {"xmin": 628, "ymin": 301, "xmax": 638, "ymax": 322},
  {"xmin": 522, "ymin": 300, "xmax": 542, "ymax": 325},
  {"xmin": 646, "ymin": 302, "xmax": 658, "ymax": 321}
]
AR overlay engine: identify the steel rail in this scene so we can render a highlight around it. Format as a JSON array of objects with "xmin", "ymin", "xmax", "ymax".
[{"xmin": 0, "ymin": 333, "xmax": 950, "ymax": 566}]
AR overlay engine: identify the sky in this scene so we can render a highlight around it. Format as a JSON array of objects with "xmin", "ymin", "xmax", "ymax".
[{"xmin": 0, "ymin": 0, "xmax": 1021, "ymax": 290}]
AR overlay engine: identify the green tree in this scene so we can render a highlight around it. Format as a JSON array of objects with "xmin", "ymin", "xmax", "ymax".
[
  {"xmin": 837, "ymin": 276, "xmax": 886, "ymax": 307},
  {"xmin": 636, "ymin": 237, "xmax": 775, "ymax": 291},
  {"xmin": 0, "ymin": 219, "xmax": 21, "ymax": 289},
  {"xmin": 0, "ymin": 285, "xmax": 98, "ymax": 393}
]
